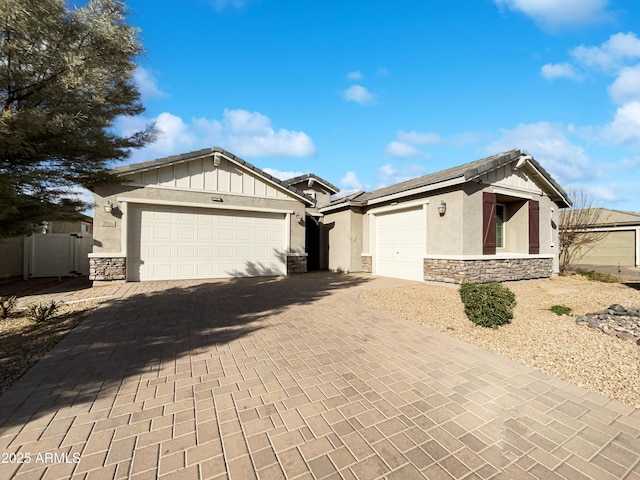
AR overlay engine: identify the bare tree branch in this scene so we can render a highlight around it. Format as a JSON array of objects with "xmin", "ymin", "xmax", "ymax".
[{"xmin": 559, "ymin": 188, "xmax": 611, "ymax": 274}]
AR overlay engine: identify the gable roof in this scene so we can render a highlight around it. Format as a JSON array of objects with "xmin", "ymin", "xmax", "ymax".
[
  {"xmin": 114, "ymin": 146, "xmax": 315, "ymax": 206},
  {"xmin": 322, "ymin": 149, "xmax": 572, "ymax": 211},
  {"xmin": 579, "ymin": 208, "xmax": 640, "ymax": 227},
  {"xmin": 284, "ymin": 173, "xmax": 340, "ymax": 194}
]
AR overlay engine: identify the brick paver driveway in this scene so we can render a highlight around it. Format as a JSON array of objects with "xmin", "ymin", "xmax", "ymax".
[{"xmin": 1, "ymin": 273, "xmax": 639, "ymax": 479}]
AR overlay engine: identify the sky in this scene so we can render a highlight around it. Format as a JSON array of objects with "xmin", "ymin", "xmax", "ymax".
[{"xmin": 114, "ymin": 0, "xmax": 640, "ymax": 211}]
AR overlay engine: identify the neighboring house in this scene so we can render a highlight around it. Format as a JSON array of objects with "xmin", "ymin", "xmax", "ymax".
[
  {"xmin": 571, "ymin": 208, "xmax": 640, "ymax": 268},
  {"xmin": 320, "ymin": 149, "xmax": 572, "ymax": 283},
  {"xmin": 90, "ymin": 147, "xmax": 571, "ymax": 284},
  {"xmin": 0, "ymin": 216, "xmax": 93, "ymax": 280}
]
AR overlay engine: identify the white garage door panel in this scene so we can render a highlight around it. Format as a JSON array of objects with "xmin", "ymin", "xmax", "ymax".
[
  {"xmin": 129, "ymin": 205, "xmax": 286, "ymax": 281},
  {"xmin": 375, "ymin": 207, "xmax": 425, "ymax": 282}
]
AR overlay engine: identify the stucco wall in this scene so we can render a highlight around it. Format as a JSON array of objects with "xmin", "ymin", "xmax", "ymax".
[
  {"xmin": 324, "ymin": 208, "xmax": 363, "ymax": 273},
  {"xmin": 461, "ymin": 185, "xmax": 560, "ymax": 264},
  {"xmin": 426, "ymin": 190, "xmax": 464, "ymax": 256},
  {"xmin": 93, "ymin": 183, "xmax": 306, "ymax": 256}
]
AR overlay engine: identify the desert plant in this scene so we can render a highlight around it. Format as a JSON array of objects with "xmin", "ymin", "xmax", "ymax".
[
  {"xmin": 550, "ymin": 305, "xmax": 572, "ymax": 316},
  {"xmin": 0, "ymin": 296, "xmax": 17, "ymax": 318},
  {"xmin": 26, "ymin": 300, "xmax": 59, "ymax": 323},
  {"xmin": 459, "ymin": 282, "xmax": 516, "ymax": 329},
  {"xmin": 558, "ymin": 188, "xmax": 610, "ymax": 275},
  {"xmin": 574, "ymin": 269, "xmax": 620, "ymax": 283}
]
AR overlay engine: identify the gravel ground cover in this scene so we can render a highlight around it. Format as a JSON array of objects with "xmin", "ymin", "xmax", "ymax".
[
  {"xmin": 360, "ymin": 275, "xmax": 640, "ymax": 407},
  {"xmin": 0, "ymin": 299, "xmax": 104, "ymax": 395}
]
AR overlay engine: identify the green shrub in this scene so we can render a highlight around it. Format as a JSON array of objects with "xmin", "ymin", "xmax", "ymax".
[
  {"xmin": 574, "ymin": 269, "xmax": 620, "ymax": 283},
  {"xmin": 550, "ymin": 305, "xmax": 572, "ymax": 316},
  {"xmin": 26, "ymin": 300, "xmax": 59, "ymax": 322},
  {"xmin": 459, "ymin": 282, "xmax": 516, "ymax": 329},
  {"xmin": 0, "ymin": 296, "xmax": 17, "ymax": 318}
]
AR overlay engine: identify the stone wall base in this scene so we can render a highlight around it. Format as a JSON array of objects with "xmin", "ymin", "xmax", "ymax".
[
  {"xmin": 361, "ymin": 255, "xmax": 372, "ymax": 273},
  {"xmin": 90, "ymin": 257, "xmax": 126, "ymax": 282},
  {"xmin": 287, "ymin": 255, "xmax": 307, "ymax": 274},
  {"xmin": 424, "ymin": 257, "xmax": 553, "ymax": 284}
]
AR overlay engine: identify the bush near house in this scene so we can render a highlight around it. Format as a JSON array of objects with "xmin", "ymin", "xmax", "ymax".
[
  {"xmin": 550, "ymin": 305, "xmax": 572, "ymax": 316},
  {"xmin": 26, "ymin": 301, "xmax": 59, "ymax": 323},
  {"xmin": 459, "ymin": 282, "xmax": 516, "ymax": 329},
  {"xmin": 0, "ymin": 296, "xmax": 17, "ymax": 319}
]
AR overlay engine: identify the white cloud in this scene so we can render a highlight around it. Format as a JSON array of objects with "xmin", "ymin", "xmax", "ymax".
[
  {"xmin": 134, "ymin": 67, "xmax": 168, "ymax": 99},
  {"xmin": 602, "ymin": 101, "xmax": 640, "ymax": 144},
  {"xmin": 495, "ymin": 0, "xmax": 610, "ymax": 29},
  {"xmin": 580, "ymin": 184, "xmax": 623, "ymax": 202},
  {"xmin": 346, "ymin": 71, "xmax": 363, "ymax": 81},
  {"xmin": 343, "ymin": 85, "xmax": 375, "ymax": 105},
  {"xmin": 540, "ymin": 62, "xmax": 582, "ymax": 80},
  {"xmin": 571, "ymin": 32, "xmax": 640, "ymax": 72},
  {"xmin": 385, "ymin": 130, "xmax": 442, "ymax": 158},
  {"xmin": 487, "ymin": 122, "xmax": 594, "ymax": 182},
  {"xmin": 119, "ymin": 109, "xmax": 316, "ymax": 163},
  {"xmin": 332, "ymin": 171, "xmax": 365, "ymax": 199},
  {"xmin": 377, "ymin": 163, "xmax": 426, "ymax": 188},
  {"xmin": 340, "ymin": 171, "xmax": 363, "ymax": 191},
  {"xmin": 385, "ymin": 141, "xmax": 425, "ymax": 158},
  {"xmin": 396, "ymin": 130, "xmax": 442, "ymax": 146},
  {"xmin": 262, "ymin": 168, "xmax": 305, "ymax": 180},
  {"xmin": 608, "ymin": 65, "xmax": 640, "ymax": 105}
]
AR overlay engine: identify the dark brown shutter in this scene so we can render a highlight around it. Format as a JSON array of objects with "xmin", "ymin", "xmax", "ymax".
[
  {"xmin": 529, "ymin": 200, "xmax": 540, "ymax": 254},
  {"xmin": 483, "ymin": 192, "xmax": 496, "ymax": 255}
]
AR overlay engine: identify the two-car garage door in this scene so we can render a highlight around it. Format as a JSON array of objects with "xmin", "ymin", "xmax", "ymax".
[{"xmin": 128, "ymin": 205, "xmax": 286, "ymax": 281}]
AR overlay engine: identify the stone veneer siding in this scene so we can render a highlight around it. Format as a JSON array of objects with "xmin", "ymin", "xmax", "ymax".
[
  {"xmin": 89, "ymin": 257, "xmax": 126, "ymax": 281},
  {"xmin": 423, "ymin": 257, "xmax": 553, "ymax": 284},
  {"xmin": 287, "ymin": 255, "xmax": 307, "ymax": 274},
  {"xmin": 361, "ymin": 255, "xmax": 372, "ymax": 273}
]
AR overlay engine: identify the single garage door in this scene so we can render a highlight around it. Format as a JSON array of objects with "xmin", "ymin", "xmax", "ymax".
[
  {"xmin": 575, "ymin": 230, "xmax": 636, "ymax": 267},
  {"xmin": 128, "ymin": 205, "xmax": 286, "ymax": 281},
  {"xmin": 375, "ymin": 207, "xmax": 425, "ymax": 282}
]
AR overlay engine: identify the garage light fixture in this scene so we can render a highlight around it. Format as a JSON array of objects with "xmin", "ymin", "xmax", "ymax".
[
  {"xmin": 438, "ymin": 201, "xmax": 447, "ymax": 216},
  {"xmin": 104, "ymin": 201, "xmax": 115, "ymax": 214}
]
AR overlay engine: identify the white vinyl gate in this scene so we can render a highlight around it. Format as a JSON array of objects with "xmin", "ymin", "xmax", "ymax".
[{"xmin": 24, "ymin": 233, "xmax": 93, "ymax": 279}]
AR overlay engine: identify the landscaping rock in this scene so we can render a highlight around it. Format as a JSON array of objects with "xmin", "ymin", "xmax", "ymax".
[{"xmin": 576, "ymin": 305, "xmax": 640, "ymax": 345}]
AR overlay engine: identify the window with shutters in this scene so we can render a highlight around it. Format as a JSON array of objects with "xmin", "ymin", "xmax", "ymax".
[{"xmin": 482, "ymin": 192, "xmax": 541, "ymax": 255}]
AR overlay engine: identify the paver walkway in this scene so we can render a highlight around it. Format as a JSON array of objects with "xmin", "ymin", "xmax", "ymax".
[{"xmin": 0, "ymin": 273, "xmax": 639, "ymax": 479}]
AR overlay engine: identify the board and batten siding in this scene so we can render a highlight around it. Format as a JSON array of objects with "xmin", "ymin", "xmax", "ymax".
[
  {"xmin": 480, "ymin": 164, "xmax": 543, "ymax": 194},
  {"xmin": 124, "ymin": 157, "xmax": 290, "ymax": 199}
]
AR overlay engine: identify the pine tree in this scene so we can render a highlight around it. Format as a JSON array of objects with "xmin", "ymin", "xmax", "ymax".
[{"xmin": 0, "ymin": 0, "xmax": 155, "ymax": 237}]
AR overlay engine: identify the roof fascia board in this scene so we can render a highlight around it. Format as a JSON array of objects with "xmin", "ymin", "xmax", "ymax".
[
  {"xmin": 522, "ymin": 161, "xmax": 572, "ymax": 207},
  {"xmin": 116, "ymin": 197, "xmax": 296, "ymax": 215},
  {"xmin": 366, "ymin": 176, "xmax": 467, "ymax": 206},
  {"xmin": 118, "ymin": 152, "xmax": 213, "ymax": 176}
]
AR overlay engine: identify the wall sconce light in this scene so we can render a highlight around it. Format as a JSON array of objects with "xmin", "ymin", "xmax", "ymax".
[
  {"xmin": 295, "ymin": 213, "xmax": 304, "ymax": 224},
  {"xmin": 104, "ymin": 201, "xmax": 115, "ymax": 214},
  {"xmin": 438, "ymin": 201, "xmax": 447, "ymax": 216}
]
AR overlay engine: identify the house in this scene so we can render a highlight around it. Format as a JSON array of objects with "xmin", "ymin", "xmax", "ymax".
[
  {"xmin": 571, "ymin": 208, "xmax": 640, "ymax": 268},
  {"xmin": 320, "ymin": 149, "xmax": 572, "ymax": 283},
  {"xmin": 90, "ymin": 147, "xmax": 571, "ymax": 284},
  {"xmin": 90, "ymin": 148, "xmax": 325, "ymax": 282}
]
